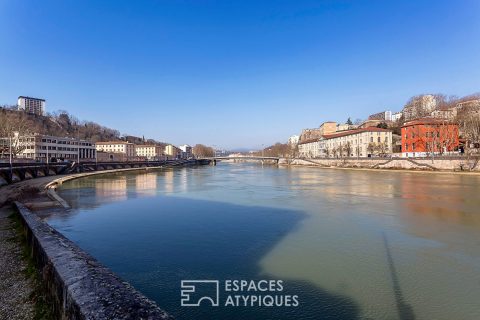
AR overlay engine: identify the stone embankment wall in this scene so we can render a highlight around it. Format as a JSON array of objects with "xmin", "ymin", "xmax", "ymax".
[
  {"xmin": 14, "ymin": 202, "xmax": 174, "ymax": 320},
  {"xmin": 279, "ymin": 157, "xmax": 480, "ymax": 172}
]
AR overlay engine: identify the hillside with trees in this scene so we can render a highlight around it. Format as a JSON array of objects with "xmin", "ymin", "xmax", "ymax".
[{"xmin": 0, "ymin": 107, "xmax": 166, "ymax": 146}]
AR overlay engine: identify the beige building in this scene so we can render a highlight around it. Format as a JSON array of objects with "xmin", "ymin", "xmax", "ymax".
[
  {"xmin": 95, "ymin": 141, "xmax": 135, "ymax": 159},
  {"xmin": 319, "ymin": 121, "xmax": 337, "ymax": 135},
  {"xmin": 299, "ymin": 121, "xmax": 337, "ymax": 142},
  {"xmin": 164, "ymin": 144, "xmax": 182, "ymax": 159},
  {"xmin": 135, "ymin": 145, "xmax": 165, "ymax": 160}
]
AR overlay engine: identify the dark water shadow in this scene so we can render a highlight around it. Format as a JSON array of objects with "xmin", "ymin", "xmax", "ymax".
[
  {"xmin": 382, "ymin": 233, "xmax": 416, "ymax": 320},
  {"xmin": 48, "ymin": 195, "xmax": 361, "ymax": 320}
]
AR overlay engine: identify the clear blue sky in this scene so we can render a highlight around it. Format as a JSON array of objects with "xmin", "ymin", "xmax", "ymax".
[{"xmin": 1, "ymin": 0, "xmax": 479, "ymax": 149}]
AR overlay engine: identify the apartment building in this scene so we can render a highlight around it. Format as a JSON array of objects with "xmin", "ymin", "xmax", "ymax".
[
  {"xmin": 298, "ymin": 138, "xmax": 324, "ymax": 158},
  {"xmin": 368, "ymin": 110, "xmax": 392, "ymax": 121},
  {"xmin": 164, "ymin": 144, "xmax": 182, "ymax": 159},
  {"xmin": 179, "ymin": 144, "xmax": 193, "ymax": 158},
  {"xmin": 299, "ymin": 121, "xmax": 337, "ymax": 142},
  {"xmin": 401, "ymin": 118, "xmax": 459, "ymax": 157},
  {"xmin": 402, "ymin": 95, "xmax": 437, "ymax": 120},
  {"xmin": 1, "ymin": 133, "xmax": 95, "ymax": 161},
  {"xmin": 135, "ymin": 145, "xmax": 165, "ymax": 160},
  {"xmin": 95, "ymin": 141, "xmax": 135, "ymax": 159},
  {"xmin": 17, "ymin": 96, "xmax": 46, "ymax": 116},
  {"xmin": 298, "ymin": 127, "xmax": 393, "ymax": 158},
  {"xmin": 391, "ymin": 112, "xmax": 403, "ymax": 122},
  {"xmin": 323, "ymin": 127, "xmax": 393, "ymax": 157},
  {"xmin": 288, "ymin": 135, "xmax": 300, "ymax": 146}
]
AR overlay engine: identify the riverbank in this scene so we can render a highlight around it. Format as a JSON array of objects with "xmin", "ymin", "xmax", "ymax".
[
  {"xmin": 279, "ymin": 157, "xmax": 480, "ymax": 174},
  {"xmin": 0, "ymin": 164, "xmax": 202, "ymax": 320},
  {"xmin": 1, "ymin": 161, "xmax": 479, "ymax": 319}
]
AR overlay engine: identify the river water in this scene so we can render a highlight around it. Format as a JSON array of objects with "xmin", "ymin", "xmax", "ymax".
[{"xmin": 50, "ymin": 163, "xmax": 480, "ymax": 320}]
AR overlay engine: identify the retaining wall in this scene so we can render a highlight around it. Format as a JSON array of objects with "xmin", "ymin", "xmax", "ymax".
[
  {"xmin": 280, "ymin": 158, "xmax": 480, "ymax": 171},
  {"xmin": 14, "ymin": 201, "xmax": 173, "ymax": 320}
]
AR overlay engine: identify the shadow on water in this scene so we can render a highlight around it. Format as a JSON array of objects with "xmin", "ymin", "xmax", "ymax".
[
  {"xmin": 48, "ymin": 195, "xmax": 361, "ymax": 320},
  {"xmin": 382, "ymin": 233, "xmax": 416, "ymax": 320}
]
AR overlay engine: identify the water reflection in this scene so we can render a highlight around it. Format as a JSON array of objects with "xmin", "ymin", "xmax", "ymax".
[{"xmin": 52, "ymin": 164, "xmax": 480, "ymax": 320}]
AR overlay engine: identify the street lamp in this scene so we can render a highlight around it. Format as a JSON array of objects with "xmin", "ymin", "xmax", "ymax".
[
  {"xmin": 261, "ymin": 144, "xmax": 265, "ymax": 166},
  {"xmin": 9, "ymin": 131, "xmax": 19, "ymax": 182}
]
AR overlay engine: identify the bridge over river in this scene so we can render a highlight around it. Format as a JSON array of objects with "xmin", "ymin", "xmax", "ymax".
[
  {"xmin": 200, "ymin": 156, "xmax": 280, "ymax": 165},
  {"xmin": 0, "ymin": 159, "xmax": 210, "ymax": 185}
]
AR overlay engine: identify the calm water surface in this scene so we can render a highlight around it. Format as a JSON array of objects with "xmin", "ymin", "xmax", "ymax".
[{"xmin": 49, "ymin": 163, "xmax": 480, "ymax": 320}]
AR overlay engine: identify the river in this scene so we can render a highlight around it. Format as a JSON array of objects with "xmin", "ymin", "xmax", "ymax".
[{"xmin": 48, "ymin": 163, "xmax": 480, "ymax": 320}]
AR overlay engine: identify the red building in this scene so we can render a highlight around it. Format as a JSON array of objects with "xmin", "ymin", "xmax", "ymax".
[{"xmin": 401, "ymin": 118, "xmax": 459, "ymax": 157}]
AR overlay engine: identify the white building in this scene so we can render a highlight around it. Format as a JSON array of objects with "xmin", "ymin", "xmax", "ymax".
[
  {"xmin": 164, "ymin": 144, "xmax": 182, "ymax": 159},
  {"xmin": 403, "ymin": 95, "xmax": 437, "ymax": 120},
  {"xmin": 96, "ymin": 141, "xmax": 135, "ymax": 159},
  {"xmin": 18, "ymin": 96, "xmax": 45, "ymax": 116},
  {"xmin": 391, "ymin": 112, "xmax": 402, "ymax": 122},
  {"xmin": 288, "ymin": 135, "xmax": 299, "ymax": 146},
  {"xmin": 384, "ymin": 111, "xmax": 392, "ymax": 121},
  {"xmin": 368, "ymin": 110, "xmax": 392, "ymax": 121},
  {"xmin": 298, "ymin": 138, "xmax": 324, "ymax": 158},
  {"xmin": 1, "ymin": 133, "xmax": 95, "ymax": 162},
  {"xmin": 298, "ymin": 128, "xmax": 393, "ymax": 158},
  {"xmin": 179, "ymin": 144, "xmax": 193, "ymax": 158}
]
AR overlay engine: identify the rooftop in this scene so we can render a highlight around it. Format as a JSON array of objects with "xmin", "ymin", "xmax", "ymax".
[
  {"xmin": 95, "ymin": 141, "xmax": 133, "ymax": 145},
  {"xmin": 323, "ymin": 127, "xmax": 392, "ymax": 139},
  {"xmin": 18, "ymin": 96, "xmax": 46, "ymax": 102},
  {"xmin": 402, "ymin": 118, "xmax": 456, "ymax": 127}
]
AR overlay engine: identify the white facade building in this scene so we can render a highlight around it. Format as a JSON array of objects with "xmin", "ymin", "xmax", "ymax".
[
  {"xmin": 96, "ymin": 141, "xmax": 135, "ymax": 159},
  {"xmin": 17, "ymin": 96, "xmax": 46, "ymax": 116},
  {"xmin": 298, "ymin": 128, "xmax": 393, "ymax": 158},
  {"xmin": 384, "ymin": 111, "xmax": 392, "ymax": 121},
  {"xmin": 288, "ymin": 135, "xmax": 300, "ymax": 146},
  {"xmin": 391, "ymin": 112, "xmax": 402, "ymax": 122},
  {"xmin": 403, "ymin": 95, "xmax": 437, "ymax": 120},
  {"xmin": 298, "ymin": 138, "xmax": 324, "ymax": 158},
  {"xmin": 135, "ymin": 145, "xmax": 165, "ymax": 160},
  {"xmin": 2, "ymin": 133, "xmax": 95, "ymax": 162},
  {"xmin": 179, "ymin": 144, "xmax": 193, "ymax": 158}
]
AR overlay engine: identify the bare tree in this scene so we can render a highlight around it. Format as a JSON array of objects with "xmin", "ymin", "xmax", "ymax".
[
  {"xmin": 343, "ymin": 142, "xmax": 352, "ymax": 157},
  {"xmin": 0, "ymin": 110, "xmax": 34, "ymax": 157},
  {"xmin": 457, "ymin": 110, "xmax": 480, "ymax": 155},
  {"xmin": 375, "ymin": 142, "xmax": 389, "ymax": 156},
  {"xmin": 324, "ymin": 144, "xmax": 330, "ymax": 158},
  {"xmin": 332, "ymin": 145, "xmax": 338, "ymax": 158},
  {"xmin": 192, "ymin": 144, "xmax": 214, "ymax": 157}
]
